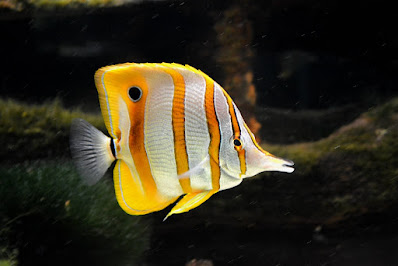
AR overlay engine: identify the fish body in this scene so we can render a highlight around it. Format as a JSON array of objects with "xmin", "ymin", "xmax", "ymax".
[{"xmin": 70, "ymin": 63, "xmax": 294, "ymax": 219}]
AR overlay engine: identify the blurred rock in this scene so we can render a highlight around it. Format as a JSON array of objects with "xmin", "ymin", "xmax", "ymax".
[
  {"xmin": 214, "ymin": 3, "xmax": 261, "ymax": 134},
  {"xmin": 256, "ymin": 103, "xmax": 363, "ymax": 144},
  {"xmin": 186, "ymin": 258, "xmax": 213, "ymax": 266}
]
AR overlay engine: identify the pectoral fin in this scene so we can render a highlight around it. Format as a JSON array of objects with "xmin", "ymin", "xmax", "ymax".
[
  {"xmin": 177, "ymin": 155, "xmax": 209, "ymax": 180},
  {"xmin": 164, "ymin": 190, "xmax": 216, "ymax": 220}
]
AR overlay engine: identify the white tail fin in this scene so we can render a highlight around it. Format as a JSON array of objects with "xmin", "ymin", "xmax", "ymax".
[{"xmin": 70, "ymin": 118, "xmax": 115, "ymax": 185}]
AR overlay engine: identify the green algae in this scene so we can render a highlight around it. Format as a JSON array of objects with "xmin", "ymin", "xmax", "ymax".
[
  {"xmin": 29, "ymin": 0, "xmax": 114, "ymax": 7},
  {"xmin": 0, "ymin": 0, "xmax": 132, "ymax": 11},
  {"xmin": 0, "ymin": 160, "xmax": 150, "ymax": 265},
  {"xmin": 0, "ymin": 98, "xmax": 104, "ymax": 162},
  {"xmin": 0, "ymin": 260, "xmax": 16, "ymax": 266}
]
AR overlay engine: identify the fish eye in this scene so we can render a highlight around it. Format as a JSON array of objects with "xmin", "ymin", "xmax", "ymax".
[
  {"xmin": 233, "ymin": 138, "xmax": 242, "ymax": 147},
  {"xmin": 128, "ymin": 86, "xmax": 142, "ymax": 102}
]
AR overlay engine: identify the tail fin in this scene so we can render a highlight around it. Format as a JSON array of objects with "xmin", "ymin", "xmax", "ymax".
[{"xmin": 70, "ymin": 118, "xmax": 115, "ymax": 185}]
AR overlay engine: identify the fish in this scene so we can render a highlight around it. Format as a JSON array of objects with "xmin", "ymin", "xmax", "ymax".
[{"xmin": 70, "ymin": 63, "xmax": 294, "ymax": 219}]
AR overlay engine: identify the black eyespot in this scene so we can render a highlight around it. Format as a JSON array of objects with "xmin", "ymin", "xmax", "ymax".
[
  {"xmin": 110, "ymin": 138, "xmax": 116, "ymax": 158},
  {"xmin": 233, "ymin": 138, "xmax": 242, "ymax": 147},
  {"xmin": 128, "ymin": 86, "xmax": 142, "ymax": 102}
]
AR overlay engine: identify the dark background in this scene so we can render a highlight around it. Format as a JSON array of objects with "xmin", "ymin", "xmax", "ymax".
[
  {"xmin": 2, "ymin": 0, "xmax": 398, "ymax": 265},
  {"xmin": 1, "ymin": 0, "xmax": 397, "ymax": 111}
]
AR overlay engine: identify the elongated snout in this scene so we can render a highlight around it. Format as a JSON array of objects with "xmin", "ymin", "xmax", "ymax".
[
  {"xmin": 261, "ymin": 155, "xmax": 294, "ymax": 173},
  {"xmin": 245, "ymin": 146, "xmax": 295, "ymax": 177}
]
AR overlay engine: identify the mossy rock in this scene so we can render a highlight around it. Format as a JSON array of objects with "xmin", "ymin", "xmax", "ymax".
[
  {"xmin": 1, "ymin": 97, "xmax": 398, "ymax": 230},
  {"xmin": 0, "ymin": 98, "xmax": 105, "ymax": 162},
  {"xmin": 0, "ymin": 0, "xmax": 133, "ymax": 12}
]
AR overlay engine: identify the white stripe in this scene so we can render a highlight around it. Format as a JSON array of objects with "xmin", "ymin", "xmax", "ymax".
[
  {"xmin": 214, "ymin": 83, "xmax": 242, "ymax": 191},
  {"xmin": 117, "ymin": 97, "xmax": 144, "ymax": 194},
  {"xmin": 143, "ymin": 69, "xmax": 183, "ymax": 197},
  {"xmin": 233, "ymin": 102, "xmax": 252, "ymax": 151},
  {"xmin": 176, "ymin": 67, "xmax": 212, "ymax": 191}
]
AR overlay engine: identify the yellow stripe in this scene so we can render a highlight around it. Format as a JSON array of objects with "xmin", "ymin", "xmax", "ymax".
[
  {"xmin": 161, "ymin": 66, "xmax": 192, "ymax": 193},
  {"xmin": 165, "ymin": 190, "xmax": 214, "ymax": 219},
  {"xmin": 204, "ymin": 78, "xmax": 221, "ymax": 191},
  {"xmin": 222, "ymin": 90, "xmax": 247, "ymax": 176}
]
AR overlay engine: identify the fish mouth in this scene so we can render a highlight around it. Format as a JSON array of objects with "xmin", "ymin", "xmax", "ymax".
[{"xmin": 281, "ymin": 159, "xmax": 295, "ymax": 173}]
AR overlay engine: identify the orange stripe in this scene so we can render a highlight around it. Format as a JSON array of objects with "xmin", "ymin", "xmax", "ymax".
[
  {"xmin": 222, "ymin": 90, "xmax": 247, "ymax": 176},
  {"xmin": 224, "ymin": 93, "xmax": 241, "ymax": 138},
  {"xmin": 236, "ymin": 148, "xmax": 246, "ymax": 176},
  {"xmin": 204, "ymin": 78, "xmax": 221, "ymax": 191},
  {"xmin": 177, "ymin": 64, "xmax": 221, "ymax": 191},
  {"xmin": 126, "ymin": 73, "xmax": 159, "ymax": 200},
  {"xmin": 161, "ymin": 66, "xmax": 192, "ymax": 193}
]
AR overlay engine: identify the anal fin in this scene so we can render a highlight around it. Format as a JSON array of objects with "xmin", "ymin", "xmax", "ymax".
[{"xmin": 164, "ymin": 190, "xmax": 216, "ymax": 220}]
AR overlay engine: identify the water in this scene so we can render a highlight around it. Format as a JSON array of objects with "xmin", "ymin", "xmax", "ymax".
[{"xmin": 1, "ymin": 0, "xmax": 398, "ymax": 265}]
